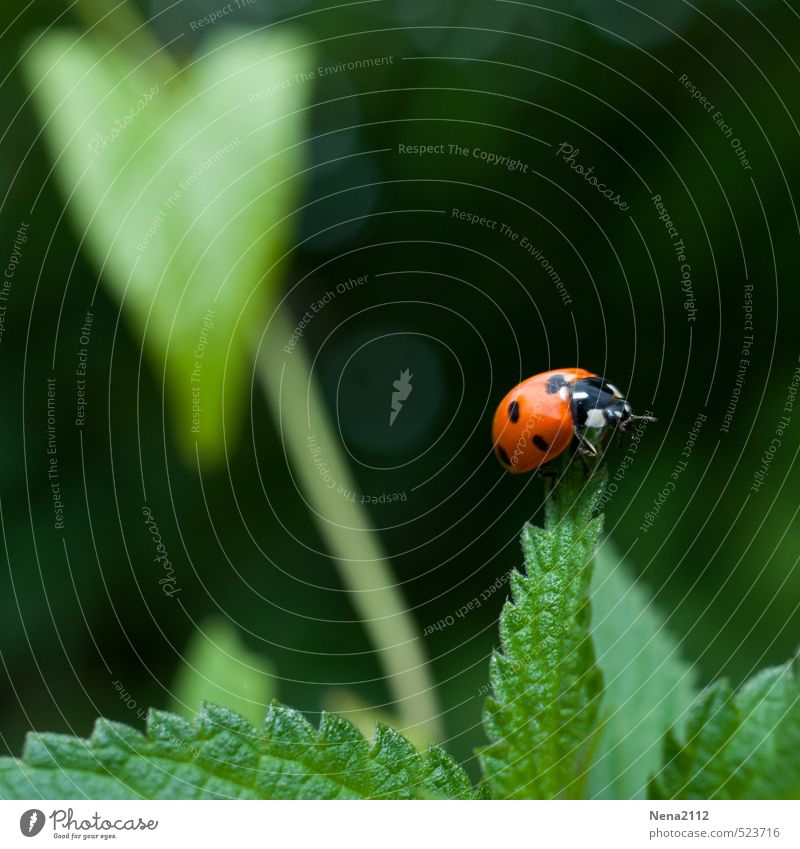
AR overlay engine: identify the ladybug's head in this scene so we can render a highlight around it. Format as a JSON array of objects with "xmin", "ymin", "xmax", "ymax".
[
  {"xmin": 604, "ymin": 398, "xmax": 633, "ymax": 427},
  {"xmin": 571, "ymin": 377, "xmax": 656, "ymax": 432}
]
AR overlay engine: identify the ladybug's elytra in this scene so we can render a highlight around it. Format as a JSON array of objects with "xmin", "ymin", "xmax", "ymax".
[{"xmin": 492, "ymin": 368, "xmax": 655, "ymax": 473}]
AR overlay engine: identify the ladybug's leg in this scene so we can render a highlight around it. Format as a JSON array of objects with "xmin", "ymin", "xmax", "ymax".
[
  {"xmin": 537, "ymin": 461, "xmax": 560, "ymax": 494},
  {"xmin": 572, "ymin": 426, "xmax": 600, "ymax": 476},
  {"xmin": 572, "ymin": 425, "xmax": 598, "ymax": 458},
  {"xmin": 538, "ymin": 462, "xmax": 558, "ymax": 481}
]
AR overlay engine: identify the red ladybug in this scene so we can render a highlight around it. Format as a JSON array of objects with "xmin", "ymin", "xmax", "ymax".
[{"xmin": 492, "ymin": 368, "xmax": 655, "ymax": 473}]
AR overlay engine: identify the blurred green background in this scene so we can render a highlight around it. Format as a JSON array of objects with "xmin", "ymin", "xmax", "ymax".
[{"xmin": 1, "ymin": 0, "xmax": 798, "ymax": 780}]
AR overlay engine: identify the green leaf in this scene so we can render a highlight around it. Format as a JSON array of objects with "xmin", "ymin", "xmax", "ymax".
[
  {"xmin": 586, "ymin": 542, "xmax": 696, "ymax": 799},
  {"xmin": 479, "ymin": 460, "xmax": 605, "ymax": 799},
  {"xmin": 649, "ymin": 655, "xmax": 800, "ymax": 799},
  {"xmin": 171, "ymin": 618, "xmax": 275, "ymax": 727},
  {"xmin": 0, "ymin": 703, "xmax": 475, "ymax": 800},
  {"xmin": 322, "ymin": 689, "xmax": 434, "ymax": 751},
  {"xmin": 22, "ymin": 29, "xmax": 310, "ymax": 463}
]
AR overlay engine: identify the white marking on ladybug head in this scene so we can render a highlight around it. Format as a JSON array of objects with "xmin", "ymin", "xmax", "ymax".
[
  {"xmin": 607, "ymin": 383, "xmax": 623, "ymax": 398},
  {"xmin": 572, "ymin": 391, "xmax": 589, "ymax": 400},
  {"xmin": 585, "ymin": 408, "xmax": 606, "ymax": 428}
]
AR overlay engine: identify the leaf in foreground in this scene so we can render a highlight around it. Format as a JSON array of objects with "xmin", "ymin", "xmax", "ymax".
[
  {"xmin": 480, "ymin": 461, "xmax": 605, "ymax": 799},
  {"xmin": 650, "ymin": 655, "xmax": 800, "ymax": 799},
  {"xmin": 0, "ymin": 703, "xmax": 474, "ymax": 800}
]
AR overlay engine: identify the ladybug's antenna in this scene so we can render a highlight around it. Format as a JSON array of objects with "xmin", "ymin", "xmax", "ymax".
[{"xmin": 618, "ymin": 412, "xmax": 657, "ymax": 434}]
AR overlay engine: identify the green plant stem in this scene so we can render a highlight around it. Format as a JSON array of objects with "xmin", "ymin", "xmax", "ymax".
[
  {"xmin": 255, "ymin": 306, "xmax": 443, "ymax": 743},
  {"xmin": 70, "ymin": 0, "xmax": 176, "ymax": 80}
]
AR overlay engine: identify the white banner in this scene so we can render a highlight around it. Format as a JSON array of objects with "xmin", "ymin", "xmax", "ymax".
[{"xmin": 1, "ymin": 800, "xmax": 797, "ymax": 848}]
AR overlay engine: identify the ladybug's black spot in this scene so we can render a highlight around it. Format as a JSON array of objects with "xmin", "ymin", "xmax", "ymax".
[
  {"xmin": 508, "ymin": 400, "xmax": 520, "ymax": 423},
  {"xmin": 546, "ymin": 374, "xmax": 567, "ymax": 394},
  {"xmin": 496, "ymin": 446, "xmax": 512, "ymax": 467},
  {"xmin": 533, "ymin": 435, "xmax": 549, "ymax": 451}
]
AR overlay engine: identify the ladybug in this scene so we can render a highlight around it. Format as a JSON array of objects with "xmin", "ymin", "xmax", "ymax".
[{"xmin": 492, "ymin": 368, "xmax": 655, "ymax": 473}]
